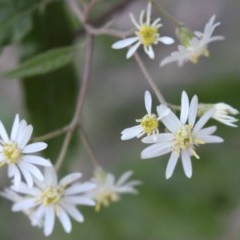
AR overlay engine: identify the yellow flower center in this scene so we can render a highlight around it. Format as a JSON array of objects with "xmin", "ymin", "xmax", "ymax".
[
  {"xmin": 189, "ymin": 47, "xmax": 210, "ymax": 64},
  {"xmin": 174, "ymin": 124, "xmax": 204, "ymax": 159},
  {"xmin": 95, "ymin": 188, "xmax": 119, "ymax": 212},
  {"xmin": 138, "ymin": 24, "xmax": 158, "ymax": 46},
  {"xmin": 39, "ymin": 186, "xmax": 63, "ymax": 207},
  {"xmin": 3, "ymin": 142, "xmax": 22, "ymax": 164},
  {"xmin": 137, "ymin": 114, "xmax": 159, "ymax": 135}
]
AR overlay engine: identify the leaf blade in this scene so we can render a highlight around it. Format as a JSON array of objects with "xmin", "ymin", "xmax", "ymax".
[{"xmin": 4, "ymin": 45, "xmax": 81, "ymax": 79}]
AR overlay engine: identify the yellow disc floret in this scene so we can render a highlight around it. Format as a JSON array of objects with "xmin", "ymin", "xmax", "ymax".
[
  {"xmin": 39, "ymin": 186, "xmax": 63, "ymax": 207},
  {"xmin": 137, "ymin": 114, "xmax": 159, "ymax": 135},
  {"xmin": 174, "ymin": 124, "xmax": 204, "ymax": 159},
  {"xmin": 138, "ymin": 25, "xmax": 159, "ymax": 46},
  {"xmin": 95, "ymin": 188, "xmax": 119, "ymax": 212},
  {"xmin": 3, "ymin": 142, "xmax": 22, "ymax": 164}
]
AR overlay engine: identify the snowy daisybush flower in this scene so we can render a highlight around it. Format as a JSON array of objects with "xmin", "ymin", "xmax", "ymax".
[
  {"xmin": 1, "ymin": 188, "xmax": 42, "ymax": 228},
  {"xmin": 0, "ymin": 114, "xmax": 51, "ymax": 187},
  {"xmin": 88, "ymin": 167, "xmax": 141, "ymax": 211},
  {"xmin": 198, "ymin": 103, "xmax": 239, "ymax": 127},
  {"xmin": 11, "ymin": 166, "xmax": 96, "ymax": 236},
  {"xmin": 121, "ymin": 91, "xmax": 170, "ymax": 141},
  {"xmin": 160, "ymin": 15, "xmax": 224, "ymax": 67},
  {"xmin": 112, "ymin": 2, "xmax": 174, "ymax": 59},
  {"xmin": 141, "ymin": 91, "xmax": 224, "ymax": 179}
]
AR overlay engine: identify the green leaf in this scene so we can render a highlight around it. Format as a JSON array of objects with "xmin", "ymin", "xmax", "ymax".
[
  {"xmin": 0, "ymin": 0, "xmax": 39, "ymax": 48},
  {"xmin": 4, "ymin": 45, "xmax": 82, "ymax": 79}
]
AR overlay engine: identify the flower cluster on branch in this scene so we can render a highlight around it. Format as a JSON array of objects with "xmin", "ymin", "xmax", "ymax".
[{"xmin": 0, "ymin": 0, "xmax": 238, "ymax": 237}]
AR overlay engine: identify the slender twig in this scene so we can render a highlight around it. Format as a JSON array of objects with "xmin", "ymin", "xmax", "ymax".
[
  {"xmin": 70, "ymin": 0, "xmax": 137, "ymax": 38},
  {"xmin": 134, "ymin": 52, "xmax": 167, "ymax": 104},
  {"xmin": 55, "ymin": 34, "xmax": 94, "ymax": 172},
  {"xmin": 32, "ymin": 125, "xmax": 69, "ymax": 142},
  {"xmin": 152, "ymin": 0, "xmax": 181, "ymax": 27},
  {"xmin": 78, "ymin": 123, "xmax": 99, "ymax": 169}
]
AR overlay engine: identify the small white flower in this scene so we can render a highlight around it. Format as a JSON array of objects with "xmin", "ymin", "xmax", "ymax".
[
  {"xmin": 198, "ymin": 103, "xmax": 239, "ymax": 127},
  {"xmin": 0, "ymin": 114, "xmax": 51, "ymax": 187},
  {"xmin": 11, "ymin": 166, "xmax": 96, "ymax": 236},
  {"xmin": 1, "ymin": 188, "xmax": 42, "ymax": 227},
  {"xmin": 121, "ymin": 91, "xmax": 170, "ymax": 141},
  {"xmin": 160, "ymin": 15, "xmax": 224, "ymax": 66},
  {"xmin": 141, "ymin": 91, "xmax": 224, "ymax": 179},
  {"xmin": 88, "ymin": 167, "xmax": 141, "ymax": 211},
  {"xmin": 112, "ymin": 2, "xmax": 174, "ymax": 59}
]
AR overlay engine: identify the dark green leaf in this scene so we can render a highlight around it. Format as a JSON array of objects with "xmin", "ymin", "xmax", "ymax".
[{"xmin": 4, "ymin": 45, "xmax": 82, "ymax": 79}]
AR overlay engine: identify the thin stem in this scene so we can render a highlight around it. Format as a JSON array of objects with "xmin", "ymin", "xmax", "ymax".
[
  {"xmin": 134, "ymin": 52, "xmax": 167, "ymax": 104},
  {"xmin": 67, "ymin": 0, "xmax": 136, "ymax": 38},
  {"xmin": 152, "ymin": 0, "xmax": 181, "ymax": 27},
  {"xmin": 32, "ymin": 125, "xmax": 69, "ymax": 142},
  {"xmin": 55, "ymin": 34, "xmax": 94, "ymax": 172},
  {"xmin": 78, "ymin": 123, "xmax": 99, "ymax": 169}
]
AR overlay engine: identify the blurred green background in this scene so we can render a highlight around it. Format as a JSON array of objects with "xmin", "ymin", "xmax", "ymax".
[{"xmin": 0, "ymin": 0, "xmax": 239, "ymax": 239}]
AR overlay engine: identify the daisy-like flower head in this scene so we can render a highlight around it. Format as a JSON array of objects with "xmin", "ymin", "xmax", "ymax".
[
  {"xmin": 112, "ymin": 2, "xmax": 174, "ymax": 59},
  {"xmin": 160, "ymin": 15, "xmax": 224, "ymax": 67},
  {"xmin": 121, "ymin": 91, "xmax": 170, "ymax": 141},
  {"xmin": 198, "ymin": 103, "xmax": 239, "ymax": 127},
  {"xmin": 141, "ymin": 91, "xmax": 224, "ymax": 179},
  {"xmin": 11, "ymin": 166, "xmax": 96, "ymax": 236},
  {"xmin": 87, "ymin": 167, "xmax": 141, "ymax": 212},
  {"xmin": 0, "ymin": 114, "xmax": 51, "ymax": 187}
]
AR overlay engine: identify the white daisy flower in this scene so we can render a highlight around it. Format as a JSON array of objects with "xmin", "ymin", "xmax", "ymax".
[
  {"xmin": 160, "ymin": 15, "xmax": 224, "ymax": 66},
  {"xmin": 121, "ymin": 91, "xmax": 170, "ymax": 141},
  {"xmin": 1, "ymin": 188, "xmax": 42, "ymax": 228},
  {"xmin": 88, "ymin": 167, "xmax": 141, "ymax": 211},
  {"xmin": 112, "ymin": 2, "xmax": 174, "ymax": 59},
  {"xmin": 198, "ymin": 103, "xmax": 239, "ymax": 127},
  {"xmin": 0, "ymin": 114, "xmax": 51, "ymax": 187},
  {"xmin": 11, "ymin": 166, "xmax": 96, "ymax": 236},
  {"xmin": 141, "ymin": 91, "xmax": 224, "ymax": 179}
]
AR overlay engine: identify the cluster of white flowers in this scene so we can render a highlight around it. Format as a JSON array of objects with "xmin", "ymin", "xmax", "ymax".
[
  {"xmin": 0, "ymin": 115, "xmax": 140, "ymax": 236},
  {"xmin": 112, "ymin": 3, "xmax": 224, "ymax": 67},
  {"xmin": 0, "ymin": 1, "xmax": 238, "ymax": 238},
  {"xmin": 121, "ymin": 91, "xmax": 238, "ymax": 179},
  {"xmin": 112, "ymin": 2, "xmax": 238, "ymax": 178}
]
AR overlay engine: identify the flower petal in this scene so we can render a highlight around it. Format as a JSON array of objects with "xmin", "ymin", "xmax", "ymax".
[
  {"xmin": 58, "ymin": 208, "xmax": 72, "ymax": 233},
  {"xmin": 23, "ymin": 142, "xmax": 47, "ymax": 153},
  {"xmin": 180, "ymin": 91, "xmax": 189, "ymax": 124},
  {"xmin": 166, "ymin": 152, "xmax": 179, "ymax": 179},
  {"xmin": 188, "ymin": 95, "xmax": 198, "ymax": 125},
  {"xmin": 22, "ymin": 155, "xmax": 52, "ymax": 167},
  {"xmin": 144, "ymin": 91, "xmax": 152, "ymax": 114},
  {"xmin": 159, "ymin": 36, "xmax": 174, "ymax": 45},
  {"xmin": 64, "ymin": 182, "xmax": 95, "ymax": 195},
  {"xmin": 121, "ymin": 125, "xmax": 143, "ymax": 140},
  {"xmin": 60, "ymin": 173, "xmax": 82, "ymax": 186},
  {"xmin": 126, "ymin": 41, "xmax": 141, "ymax": 59},
  {"xmin": 62, "ymin": 203, "xmax": 84, "ymax": 222},
  {"xmin": 10, "ymin": 114, "xmax": 20, "ymax": 141},
  {"xmin": 181, "ymin": 151, "xmax": 192, "ymax": 178},
  {"xmin": 44, "ymin": 206, "xmax": 55, "ymax": 236},
  {"xmin": 111, "ymin": 37, "xmax": 138, "ymax": 49},
  {"xmin": 0, "ymin": 120, "xmax": 9, "ymax": 142}
]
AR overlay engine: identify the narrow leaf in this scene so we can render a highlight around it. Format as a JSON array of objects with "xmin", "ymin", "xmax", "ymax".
[{"xmin": 5, "ymin": 45, "xmax": 81, "ymax": 79}]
